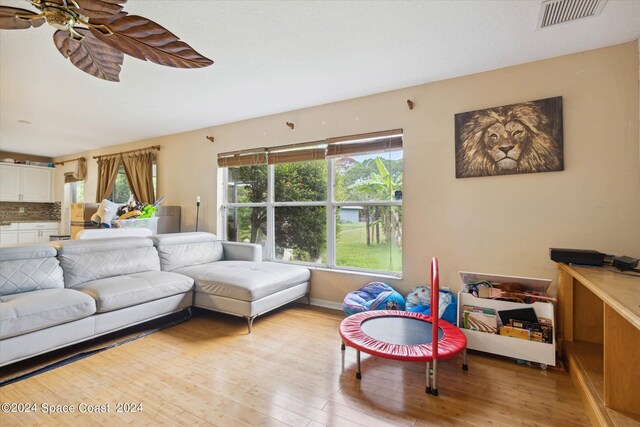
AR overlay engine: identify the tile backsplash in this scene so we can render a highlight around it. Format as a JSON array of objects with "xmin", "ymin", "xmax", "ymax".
[{"xmin": 0, "ymin": 202, "xmax": 61, "ymax": 222}]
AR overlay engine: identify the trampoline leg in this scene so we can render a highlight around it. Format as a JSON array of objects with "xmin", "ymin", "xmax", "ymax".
[
  {"xmin": 462, "ymin": 348, "xmax": 468, "ymax": 371},
  {"xmin": 355, "ymin": 350, "xmax": 362, "ymax": 379},
  {"xmin": 431, "ymin": 359, "xmax": 438, "ymax": 396},
  {"xmin": 425, "ymin": 361, "xmax": 431, "ymax": 394},
  {"xmin": 341, "ymin": 341, "xmax": 346, "ymax": 351}
]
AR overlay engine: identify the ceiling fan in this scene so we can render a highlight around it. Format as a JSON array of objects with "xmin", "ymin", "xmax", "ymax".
[{"xmin": 0, "ymin": 0, "xmax": 213, "ymax": 82}]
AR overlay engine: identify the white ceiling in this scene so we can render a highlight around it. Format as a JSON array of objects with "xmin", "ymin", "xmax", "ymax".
[{"xmin": 0, "ymin": 0, "xmax": 639, "ymax": 158}]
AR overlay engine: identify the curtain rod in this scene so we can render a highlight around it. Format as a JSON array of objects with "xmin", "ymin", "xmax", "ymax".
[
  {"xmin": 93, "ymin": 145, "xmax": 160, "ymax": 160},
  {"xmin": 54, "ymin": 156, "xmax": 86, "ymax": 166}
]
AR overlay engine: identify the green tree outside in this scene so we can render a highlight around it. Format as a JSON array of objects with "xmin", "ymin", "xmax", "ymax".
[{"xmin": 225, "ymin": 153, "xmax": 402, "ymax": 271}]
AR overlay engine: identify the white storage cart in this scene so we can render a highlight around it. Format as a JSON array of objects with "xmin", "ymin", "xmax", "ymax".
[{"xmin": 457, "ymin": 271, "xmax": 556, "ymax": 368}]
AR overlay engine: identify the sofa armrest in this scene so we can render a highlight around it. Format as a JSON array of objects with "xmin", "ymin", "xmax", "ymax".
[{"xmin": 221, "ymin": 242, "xmax": 262, "ymax": 262}]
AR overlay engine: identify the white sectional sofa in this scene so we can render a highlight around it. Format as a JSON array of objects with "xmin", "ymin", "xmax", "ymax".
[
  {"xmin": 0, "ymin": 238, "xmax": 194, "ymax": 367},
  {"xmin": 150, "ymin": 233, "xmax": 311, "ymax": 332},
  {"xmin": 0, "ymin": 233, "xmax": 311, "ymax": 366}
]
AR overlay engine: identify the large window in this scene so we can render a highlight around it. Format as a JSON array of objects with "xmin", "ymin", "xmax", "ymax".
[
  {"xmin": 68, "ymin": 180, "xmax": 84, "ymax": 203},
  {"xmin": 112, "ymin": 162, "xmax": 157, "ymax": 203},
  {"xmin": 220, "ymin": 130, "xmax": 403, "ymax": 275}
]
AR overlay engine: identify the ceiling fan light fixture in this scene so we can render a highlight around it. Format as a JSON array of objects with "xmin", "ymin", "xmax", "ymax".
[
  {"xmin": 0, "ymin": 0, "xmax": 213, "ymax": 81},
  {"xmin": 43, "ymin": 6, "xmax": 77, "ymax": 31}
]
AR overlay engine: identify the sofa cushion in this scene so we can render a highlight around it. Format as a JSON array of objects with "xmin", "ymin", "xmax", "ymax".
[
  {"xmin": 51, "ymin": 237, "xmax": 161, "ymax": 288},
  {"xmin": 175, "ymin": 261, "xmax": 310, "ymax": 302},
  {"xmin": 150, "ymin": 232, "xmax": 224, "ymax": 271},
  {"xmin": 0, "ymin": 243, "xmax": 57, "ymax": 261},
  {"xmin": 0, "ymin": 244, "xmax": 64, "ymax": 296},
  {"xmin": 0, "ymin": 288, "xmax": 96, "ymax": 339},
  {"xmin": 73, "ymin": 271, "xmax": 194, "ymax": 313}
]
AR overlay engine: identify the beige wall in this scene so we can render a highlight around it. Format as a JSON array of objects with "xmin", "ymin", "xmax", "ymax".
[{"xmin": 54, "ymin": 41, "xmax": 640, "ymax": 304}]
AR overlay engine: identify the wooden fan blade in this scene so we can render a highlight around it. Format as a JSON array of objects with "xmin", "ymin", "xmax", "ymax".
[
  {"xmin": 73, "ymin": 0, "xmax": 127, "ymax": 24},
  {"xmin": 0, "ymin": 6, "xmax": 45, "ymax": 29},
  {"xmin": 53, "ymin": 29, "xmax": 123, "ymax": 82},
  {"xmin": 90, "ymin": 15, "xmax": 213, "ymax": 69}
]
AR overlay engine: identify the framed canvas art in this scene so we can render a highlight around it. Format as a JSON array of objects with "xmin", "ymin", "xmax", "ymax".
[{"xmin": 455, "ymin": 96, "xmax": 563, "ymax": 178}]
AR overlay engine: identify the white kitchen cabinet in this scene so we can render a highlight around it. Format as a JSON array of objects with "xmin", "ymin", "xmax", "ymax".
[
  {"xmin": 40, "ymin": 229, "xmax": 59, "ymax": 242},
  {"xmin": 17, "ymin": 222, "xmax": 59, "ymax": 243},
  {"xmin": 17, "ymin": 230, "xmax": 40, "ymax": 243},
  {"xmin": 0, "ymin": 164, "xmax": 21, "ymax": 201},
  {"xmin": 0, "ymin": 164, "xmax": 54, "ymax": 202},
  {"xmin": 0, "ymin": 223, "xmax": 19, "ymax": 246},
  {"xmin": 0, "ymin": 231, "xmax": 19, "ymax": 246},
  {"xmin": 22, "ymin": 167, "xmax": 53, "ymax": 202}
]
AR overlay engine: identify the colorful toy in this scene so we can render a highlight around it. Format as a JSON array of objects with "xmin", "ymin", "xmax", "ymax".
[
  {"xmin": 406, "ymin": 286, "xmax": 458, "ymax": 325},
  {"xmin": 342, "ymin": 282, "xmax": 406, "ymax": 315},
  {"xmin": 91, "ymin": 199, "xmax": 120, "ymax": 228},
  {"xmin": 138, "ymin": 204, "xmax": 157, "ymax": 219}
]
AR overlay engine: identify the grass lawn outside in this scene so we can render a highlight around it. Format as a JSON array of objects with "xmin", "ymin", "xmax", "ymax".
[{"xmin": 336, "ymin": 222, "xmax": 401, "ymax": 273}]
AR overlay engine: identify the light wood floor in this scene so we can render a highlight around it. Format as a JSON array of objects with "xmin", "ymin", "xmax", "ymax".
[{"xmin": 0, "ymin": 305, "xmax": 591, "ymax": 426}]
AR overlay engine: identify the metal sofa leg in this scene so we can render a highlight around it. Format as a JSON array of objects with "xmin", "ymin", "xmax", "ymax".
[{"xmin": 246, "ymin": 316, "xmax": 256, "ymax": 333}]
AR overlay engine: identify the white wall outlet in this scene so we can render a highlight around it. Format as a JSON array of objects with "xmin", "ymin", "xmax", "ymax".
[{"xmin": 19, "ymin": 207, "xmax": 25, "ymax": 213}]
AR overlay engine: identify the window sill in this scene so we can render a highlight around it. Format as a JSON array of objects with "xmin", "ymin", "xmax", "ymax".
[
  {"xmin": 267, "ymin": 259, "xmax": 402, "ymax": 280},
  {"xmin": 312, "ymin": 266, "xmax": 402, "ymax": 280}
]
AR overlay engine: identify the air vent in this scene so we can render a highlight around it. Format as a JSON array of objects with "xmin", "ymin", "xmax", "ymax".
[{"xmin": 537, "ymin": 0, "xmax": 608, "ymax": 29}]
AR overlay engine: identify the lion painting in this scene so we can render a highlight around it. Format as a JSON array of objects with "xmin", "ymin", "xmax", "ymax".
[{"xmin": 455, "ymin": 97, "xmax": 563, "ymax": 178}]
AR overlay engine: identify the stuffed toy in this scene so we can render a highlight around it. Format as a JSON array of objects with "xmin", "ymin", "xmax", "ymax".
[
  {"xmin": 91, "ymin": 199, "xmax": 120, "ymax": 228},
  {"xmin": 406, "ymin": 285, "xmax": 458, "ymax": 325}
]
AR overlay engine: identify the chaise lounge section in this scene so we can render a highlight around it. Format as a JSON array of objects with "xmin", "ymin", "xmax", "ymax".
[{"xmin": 150, "ymin": 232, "xmax": 311, "ymax": 332}]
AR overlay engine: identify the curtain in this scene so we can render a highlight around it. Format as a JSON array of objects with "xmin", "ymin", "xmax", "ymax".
[
  {"xmin": 218, "ymin": 150, "xmax": 268, "ymax": 167},
  {"xmin": 267, "ymin": 140, "xmax": 326, "ymax": 164},
  {"xmin": 96, "ymin": 155, "xmax": 122, "ymax": 202},
  {"xmin": 326, "ymin": 129, "xmax": 403, "ymax": 158},
  {"xmin": 73, "ymin": 157, "xmax": 87, "ymax": 180},
  {"xmin": 217, "ymin": 130, "xmax": 403, "ymax": 167},
  {"xmin": 64, "ymin": 172, "xmax": 79, "ymax": 183},
  {"xmin": 122, "ymin": 150, "xmax": 155, "ymax": 204}
]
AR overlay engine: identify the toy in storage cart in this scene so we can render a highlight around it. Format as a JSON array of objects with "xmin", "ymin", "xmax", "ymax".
[
  {"xmin": 457, "ymin": 271, "xmax": 556, "ymax": 368},
  {"xmin": 111, "ymin": 217, "xmax": 159, "ymax": 234}
]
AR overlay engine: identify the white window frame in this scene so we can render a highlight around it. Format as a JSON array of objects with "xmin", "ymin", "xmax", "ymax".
[{"xmin": 221, "ymin": 155, "xmax": 403, "ymax": 277}]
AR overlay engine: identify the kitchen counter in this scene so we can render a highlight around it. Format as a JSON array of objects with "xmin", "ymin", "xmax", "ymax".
[{"xmin": 0, "ymin": 220, "xmax": 60, "ymax": 224}]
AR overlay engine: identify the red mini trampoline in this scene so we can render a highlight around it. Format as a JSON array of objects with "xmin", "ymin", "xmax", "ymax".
[{"xmin": 339, "ymin": 257, "xmax": 468, "ymax": 396}]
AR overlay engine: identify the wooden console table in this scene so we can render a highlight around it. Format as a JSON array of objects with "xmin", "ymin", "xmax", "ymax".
[{"xmin": 557, "ymin": 264, "xmax": 640, "ymax": 426}]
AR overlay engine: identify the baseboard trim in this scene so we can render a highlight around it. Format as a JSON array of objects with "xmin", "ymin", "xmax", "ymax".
[{"xmin": 309, "ymin": 298, "xmax": 342, "ymax": 311}]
